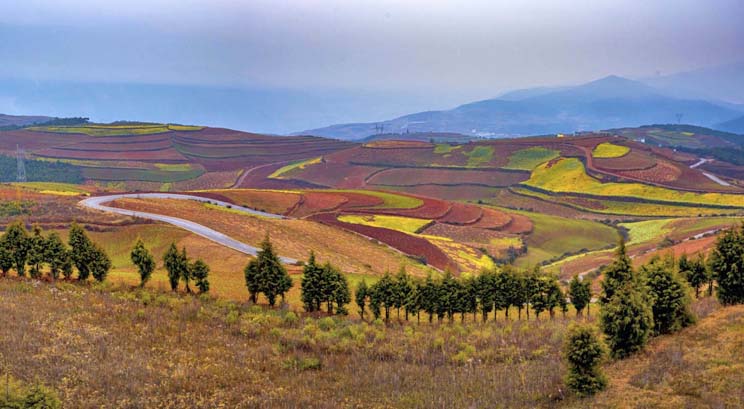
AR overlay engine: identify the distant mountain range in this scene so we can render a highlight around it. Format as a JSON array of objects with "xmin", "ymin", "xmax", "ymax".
[
  {"xmin": 299, "ymin": 75, "xmax": 744, "ymax": 140},
  {"xmin": 0, "ymin": 113, "xmax": 52, "ymax": 128},
  {"xmin": 716, "ymin": 115, "xmax": 744, "ymax": 135}
]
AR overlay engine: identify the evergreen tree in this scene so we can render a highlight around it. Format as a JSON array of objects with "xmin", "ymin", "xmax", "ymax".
[
  {"xmin": 530, "ymin": 275, "xmax": 550, "ymax": 320},
  {"xmin": 420, "ymin": 274, "xmax": 439, "ymax": 323},
  {"xmin": 300, "ymin": 252, "xmax": 324, "ymax": 312},
  {"xmin": 495, "ymin": 269, "xmax": 514, "ymax": 320},
  {"xmin": 89, "ymin": 244, "xmax": 111, "ymax": 282},
  {"xmin": 5, "ymin": 220, "xmax": 30, "ymax": 276},
  {"xmin": 0, "ymin": 237, "xmax": 13, "ymax": 276},
  {"xmin": 327, "ymin": 264, "xmax": 350, "ymax": 315},
  {"xmin": 569, "ymin": 275, "xmax": 591, "ymax": 317},
  {"xmin": 180, "ymin": 247, "xmax": 192, "ymax": 293},
  {"xmin": 355, "ymin": 279, "xmax": 368, "ymax": 320},
  {"xmin": 476, "ymin": 270, "xmax": 496, "ymax": 322},
  {"xmin": 600, "ymin": 284, "xmax": 653, "ymax": 359},
  {"xmin": 406, "ymin": 278, "xmax": 424, "ymax": 323},
  {"xmin": 709, "ymin": 224, "xmax": 744, "ymax": 305},
  {"xmin": 564, "ymin": 324, "xmax": 608, "ymax": 397},
  {"xmin": 370, "ymin": 272, "xmax": 396, "ymax": 322},
  {"xmin": 600, "ymin": 239, "xmax": 653, "ymax": 359},
  {"xmin": 243, "ymin": 234, "xmax": 292, "ymax": 307},
  {"xmin": 130, "ymin": 238, "xmax": 156, "ymax": 287},
  {"xmin": 641, "ymin": 257, "xmax": 695, "ymax": 335},
  {"xmin": 600, "ymin": 239, "xmax": 634, "ymax": 304},
  {"xmin": 69, "ymin": 223, "xmax": 93, "ymax": 281},
  {"xmin": 679, "ymin": 253, "xmax": 708, "ymax": 298},
  {"xmin": 163, "ymin": 243, "xmax": 182, "ymax": 292},
  {"xmin": 394, "ymin": 267, "xmax": 414, "ymax": 320},
  {"xmin": 27, "ymin": 225, "xmax": 46, "ymax": 279},
  {"xmin": 191, "ymin": 259, "xmax": 210, "ymax": 293},
  {"xmin": 546, "ymin": 277, "xmax": 564, "ymax": 319},
  {"xmin": 440, "ymin": 271, "xmax": 460, "ymax": 321},
  {"xmin": 45, "ymin": 232, "xmax": 69, "ymax": 281}
]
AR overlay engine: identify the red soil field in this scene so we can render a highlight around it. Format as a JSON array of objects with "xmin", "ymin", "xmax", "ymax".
[
  {"xmin": 615, "ymin": 160, "xmax": 682, "ymax": 182},
  {"xmin": 367, "ymin": 167, "xmax": 527, "ymax": 187},
  {"xmin": 34, "ymin": 147, "xmax": 188, "ymax": 162},
  {"xmin": 287, "ymin": 161, "xmax": 382, "ymax": 188},
  {"xmin": 309, "ymin": 212, "xmax": 457, "ymax": 272},
  {"xmin": 365, "ymin": 195, "xmax": 452, "ymax": 219},
  {"xmin": 362, "ymin": 140, "xmax": 434, "ymax": 149},
  {"xmin": 499, "ymin": 213, "xmax": 534, "ymax": 234},
  {"xmin": 593, "ymin": 150, "xmax": 657, "ymax": 170},
  {"xmin": 288, "ymin": 192, "xmax": 354, "ymax": 218},
  {"xmin": 439, "ymin": 203, "xmax": 483, "ymax": 225},
  {"xmin": 0, "ymin": 130, "xmax": 90, "ymax": 153},
  {"xmin": 470, "ymin": 208, "xmax": 514, "ymax": 230}
]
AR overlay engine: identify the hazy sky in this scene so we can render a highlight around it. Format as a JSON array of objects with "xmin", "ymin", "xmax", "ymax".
[{"xmin": 2, "ymin": 0, "xmax": 743, "ymax": 101}]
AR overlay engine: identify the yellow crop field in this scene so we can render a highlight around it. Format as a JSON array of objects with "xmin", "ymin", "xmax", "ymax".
[
  {"xmin": 619, "ymin": 219, "xmax": 674, "ymax": 245},
  {"xmin": 28, "ymin": 124, "xmax": 171, "ymax": 136},
  {"xmin": 269, "ymin": 157, "xmax": 322, "ymax": 179},
  {"xmin": 338, "ymin": 214, "xmax": 431, "ymax": 234},
  {"xmin": 592, "ymin": 142, "xmax": 630, "ymax": 158},
  {"xmin": 503, "ymin": 146, "xmax": 559, "ymax": 170},
  {"xmin": 525, "ymin": 158, "xmax": 744, "ymax": 208}
]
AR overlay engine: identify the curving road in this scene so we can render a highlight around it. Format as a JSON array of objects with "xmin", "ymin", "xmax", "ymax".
[{"xmin": 79, "ymin": 193, "xmax": 297, "ymax": 264}]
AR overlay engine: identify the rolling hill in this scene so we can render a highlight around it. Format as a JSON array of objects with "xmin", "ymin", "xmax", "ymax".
[
  {"xmin": 299, "ymin": 76, "xmax": 743, "ymax": 140},
  {"xmin": 716, "ymin": 115, "xmax": 744, "ymax": 135}
]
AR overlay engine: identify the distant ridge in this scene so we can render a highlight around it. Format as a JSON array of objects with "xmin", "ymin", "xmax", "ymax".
[{"xmin": 299, "ymin": 76, "xmax": 741, "ymax": 140}]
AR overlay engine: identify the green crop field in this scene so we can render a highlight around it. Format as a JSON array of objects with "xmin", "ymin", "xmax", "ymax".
[
  {"xmin": 619, "ymin": 219, "xmax": 674, "ymax": 245},
  {"xmin": 464, "ymin": 145, "xmax": 494, "ymax": 167},
  {"xmin": 524, "ymin": 158, "xmax": 744, "ymax": 208},
  {"xmin": 503, "ymin": 146, "xmax": 560, "ymax": 170},
  {"xmin": 592, "ymin": 142, "xmax": 630, "ymax": 158},
  {"xmin": 434, "ymin": 143, "xmax": 461, "ymax": 154},
  {"xmin": 487, "ymin": 206, "xmax": 618, "ymax": 267}
]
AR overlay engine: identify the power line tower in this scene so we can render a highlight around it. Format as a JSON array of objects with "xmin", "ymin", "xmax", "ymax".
[{"xmin": 16, "ymin": 144, "xmax": 27, "ymax": 182}]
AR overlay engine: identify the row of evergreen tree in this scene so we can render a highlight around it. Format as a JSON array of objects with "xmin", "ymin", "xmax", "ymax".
[{"xmin": 0, "ymin": 221, "xmax": 110, "ymax": 281}]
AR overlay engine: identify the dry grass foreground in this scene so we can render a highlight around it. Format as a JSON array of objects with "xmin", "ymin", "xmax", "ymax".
[{"xmin": 0, "ymin": 278, "xmax": 571, "ymax": 408}]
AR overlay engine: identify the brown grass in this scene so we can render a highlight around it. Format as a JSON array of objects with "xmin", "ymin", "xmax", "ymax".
[{"xmin": 0, "ymin": 278, "xmax": 574, "ymax": 408}]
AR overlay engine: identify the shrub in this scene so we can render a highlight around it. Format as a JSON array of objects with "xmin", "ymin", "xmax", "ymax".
[{"xmin": 564, "ymin": 324, "xmax": 607, "ymax": 397}]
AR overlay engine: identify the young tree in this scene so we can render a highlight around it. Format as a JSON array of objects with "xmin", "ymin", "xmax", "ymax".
[
  {"xmin": 68, "ymin": 223, "xmax": 93, "ymax": 281},
  {"xmin": 130, "ymin": 238, "xmax": 156, "ymax": 287},
  {"xmin": 27, "ymin": 225, "xmax": 47, "ymax": 279},
  {"xmin": 4, "ymin": 220, "xmax": 30, "ymax": 276},
  {"xmin": 641, "ymin": 257, "xmax": 695, "ymax": 335},
  {"xmin": 420, "ymin": 274, "xmax": 439, "ymax": 323},
  {"xmin": 0, "ymin": 238, "xmax": 13, "ymax": 276},
  {"xmin": 476, "ymin": 270, "xmax": 496, "ymax": 322},
  {"xmin": 530, "ymin": 276, "xmax": 550, "ymax": 320},
  {"xmin": 244, "ymin": 235, "xmax": 292, "ymax": 307},
  {"xmin": 709, "ymin": 224, "xmax": 744, "ymax": 305},
  {"xmin": 600, "ymin": 239, "xmax": 634, "ymax": 304},
  {"xmin": 546, "ymin": 277, "xmax": 564, "ymax": 319},
  {"xmin": 45, "ymin": 232, "xmax": 70, "ymax": 281},
  {"xmin": 600, "ymin": 284, "xmax": 653, "ymax": 359},
  {"xmin": 163, "ymin": 242, "xmax": 182, "ymax": 292},
  {"xmin": 179, "ymin": 247, "xmax": 192, "ymax": 293},
  {"xmin": 190, "ymin": 259, "xmax": 210, "ymax": 293},
  {"xmin": 300, "ymin": 252, "xmax": 324, "ymax": 312},
  {"xmin": 355, "ymin": 279, "xmax": 368, "ymax": 320},
  {"xmin": 600, "ymin": 239, "xmax": 653, "ymax": 359},
  {"xmin": 569, "ymin": 275, "xmax": 591, "ymax": 317},
  {"xmin": 406, "ymin": 278, "xmax": 424, "ymax": 323},
  {"xmin": 679, "ymin": 253, "xmax": 708, "ymax": 298},
  {"xmin": 394, "ymin": 267, "xmax": 414, "ymax": 320},
  {"xmin": 564, "ymin": 324, "xmax": 608, "ymax": 397},
  {"xmin": 89, "ymin": 244, "xmax": 111, "ymax": 282},
  {"xmin": 369, "ymin": 272, "xmax": 396, "ymax": 322},
  {"xmin": 326, "ymin": 264, "xmax": 350, "ymax": 315}
]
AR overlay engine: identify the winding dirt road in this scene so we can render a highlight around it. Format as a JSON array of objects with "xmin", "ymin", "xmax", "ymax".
[{"xmin": 79, "ymin": 193, "xmax": 297, "ymax": 264}]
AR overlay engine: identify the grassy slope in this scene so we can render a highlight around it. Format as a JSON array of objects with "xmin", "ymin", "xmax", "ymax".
[
  {"xmin": 592, "ymin": 142, "xmax": 630, "ymax": 158},
  {"xmin": 491, "ymin": 207, "xmax": 619, "ymax": 267},
  {"xmin": 580, "ymin": 300, "xmax": 744, "ymax": 408},
  {"xmin": 504, "ymin": 147, "xmax": 559, "ymax": 170}
]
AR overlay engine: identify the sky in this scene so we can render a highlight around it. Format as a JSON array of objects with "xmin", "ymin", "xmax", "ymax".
[{"xmin": 1, "ymin": 0, "xmax": 743, "ymax": 132}]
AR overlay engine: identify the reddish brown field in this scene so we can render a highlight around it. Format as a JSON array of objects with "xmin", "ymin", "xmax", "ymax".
[
  {"xmin": 367, "ymin": 167, "xmax": 527, "ymax": 187},
  {"xmin": 309, "ymin": 212, "xmax": 457, "ymax": 271}
]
